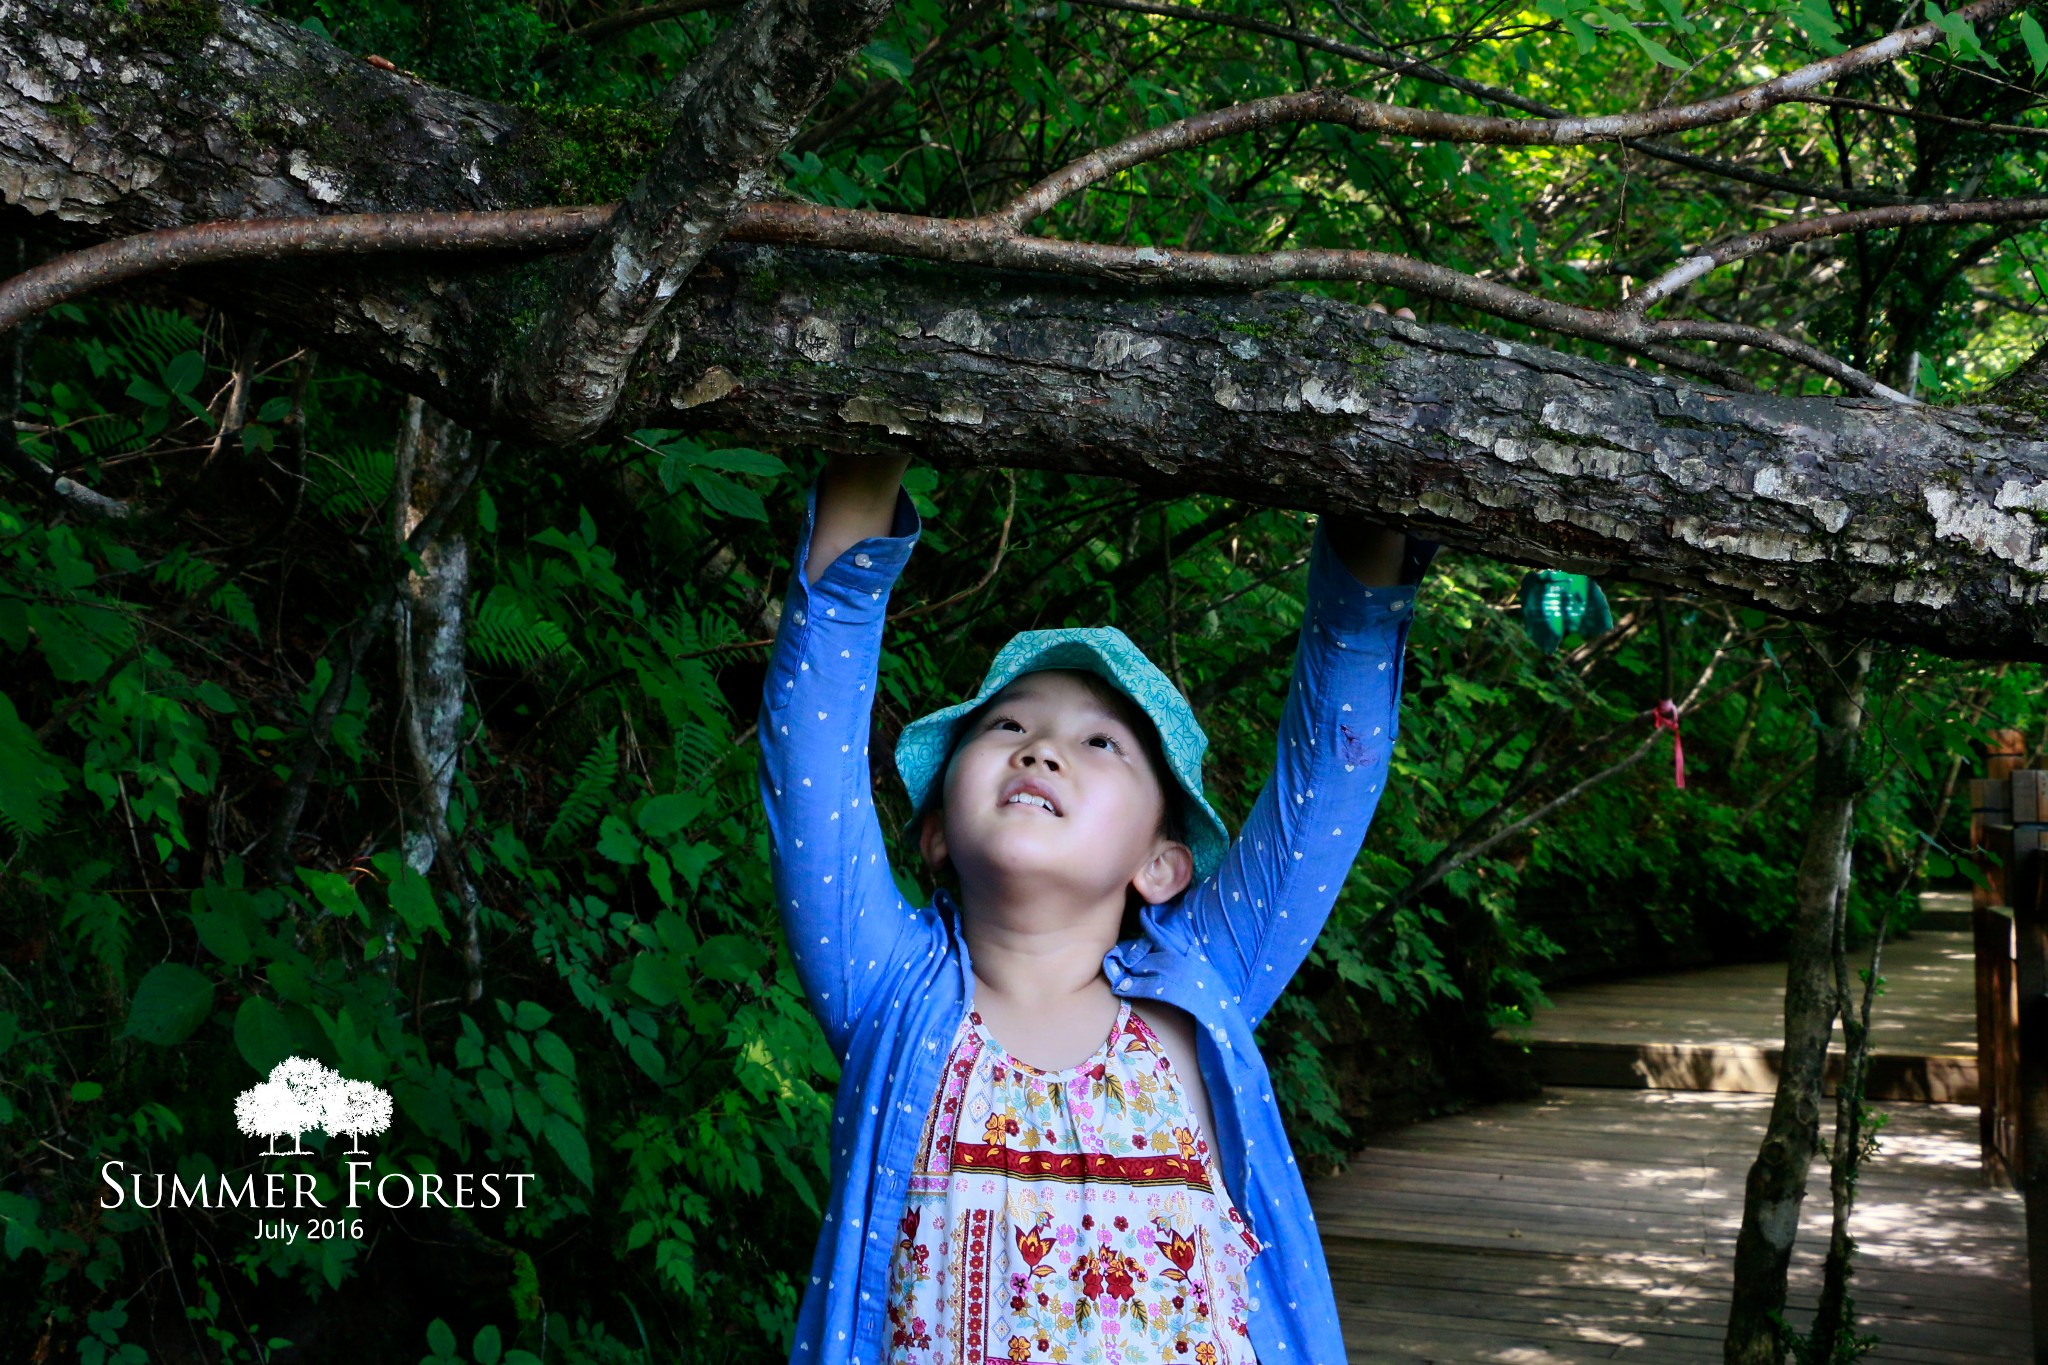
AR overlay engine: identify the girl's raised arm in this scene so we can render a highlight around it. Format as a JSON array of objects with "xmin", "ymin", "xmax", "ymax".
[
  {"xmin": 1157, "ymin": 515, "xmax": 1430, "ymax": 1028},
  {"xmin": 759, "ymin": 454, "xmax": 933, "ymax": 1059}
]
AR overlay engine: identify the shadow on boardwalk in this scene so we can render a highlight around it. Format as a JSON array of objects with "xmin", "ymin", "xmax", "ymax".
[{"xmin": 1307, "ymin": 927, "xmax": 2027, "ymax": 1362}]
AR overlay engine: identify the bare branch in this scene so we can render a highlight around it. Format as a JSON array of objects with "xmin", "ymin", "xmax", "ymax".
[
  {"xmin": 0, "ymin": 200, "xmax": 1902, "ymax": 396},
  {"xmin": 0, "ymin": 209, "xmax": 611, "ymax": 336},
  {"xmin": 1786, "ymin": 93, "xmax": 2048, "ymax": 141},
  {"xmin": 1631, "ymin": 197, "xmax": 2048, "ymax": 311},
  {"xmin": 1064, "ymin": 0, "xmax": 1950, "ymax": 209},
  {"xmin": 565, "ymin": 0, "xmax": 736, "ymax": 47},
  {"xmin": 725, "ymin": 202, "xmax": 1900, "ymax": 396},
  {"xmin": 1975, "ymin": 284, "xmax": 2048, "ymax": 318},
  {"xmin": 997, "ymin": 0, "xmax": 2027, "ymax": 230}
]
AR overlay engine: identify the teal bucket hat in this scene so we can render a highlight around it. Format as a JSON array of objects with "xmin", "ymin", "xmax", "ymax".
[{"xmin": 893, "ymin": 627, "xmax": 1231, "ymax": 885}]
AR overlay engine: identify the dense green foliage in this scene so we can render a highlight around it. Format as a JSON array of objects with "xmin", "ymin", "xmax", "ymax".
[{"xmin": 2, "ymin": 1, "xmax": 2044, "ymax": 1362}]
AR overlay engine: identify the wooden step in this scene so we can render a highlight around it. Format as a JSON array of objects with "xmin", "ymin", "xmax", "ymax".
[{"xmin": 1507, "ymin": 1038, "xmax": 1978, "ymax": 1103}]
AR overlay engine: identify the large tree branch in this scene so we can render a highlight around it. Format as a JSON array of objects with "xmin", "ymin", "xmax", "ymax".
[
  {"xmin": 4, "ymin": 0, "xmax": 2048, "ymax": 662},
  {"xmin": 625, "ymin": 244, "xmax": 2048, "ymax": 661},
  {"xmin": 502, "ymin": 0, "xmax": 898, "ymax": 441}
]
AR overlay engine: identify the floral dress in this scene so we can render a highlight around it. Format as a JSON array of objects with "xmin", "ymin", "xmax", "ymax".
[{"xmin": 884, "ymin": 996, "xmax": 1263, "ymax": 1365}]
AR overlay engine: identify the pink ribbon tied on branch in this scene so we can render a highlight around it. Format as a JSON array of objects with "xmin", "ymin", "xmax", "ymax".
[{"xmin": 1652, "ymin": 699, "xmax": 1685, "ymax": 789}]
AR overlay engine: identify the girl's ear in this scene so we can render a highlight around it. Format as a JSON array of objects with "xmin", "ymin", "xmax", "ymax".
[
  {"xmin": 917, "ymin": 805, "xmax": 952, "ymax": 878},
  {"xmin": 1131, "ymin": 839, "xmax": 1194, "ymax": 906}
]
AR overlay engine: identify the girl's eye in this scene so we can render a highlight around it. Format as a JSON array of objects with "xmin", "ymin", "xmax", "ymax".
[{"xmin": 1089, "ymin": 735, "xmax": 1124, "ymax": 753}]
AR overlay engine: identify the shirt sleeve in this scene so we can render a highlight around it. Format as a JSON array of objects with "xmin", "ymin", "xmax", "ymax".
[
  {"xmin": 757, "ymin": 473, "xmax": 929, "ymax": 1060},
  {"xmin": 1155, "ymin": 522, "xmax": 1425, "ymax": 1028}
]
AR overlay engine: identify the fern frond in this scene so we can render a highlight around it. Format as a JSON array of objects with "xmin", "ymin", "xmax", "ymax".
[
  {"xmin": 106, "ymin": 304, "xmax": 203, "ymax": 378},
  {"xmin": 307, "ymin": 444, "xmax": 395, "ymax": 519},
  {"xmin": 152, "ymin": 547, "xmax": 212, "ymax": 596},
  {"xmin": 60, "ymin": 891, "xmax": 130, "ymax": 975},
  {"xmin": 545, "ymin": 728, "xmax": 618, "ymax": 848},
  {"xmin": 470, "ymin": 586, "xmax": 572, "ymax": 670},
  {"xmin": 211, "ymin": 581, "xmax": 259, "ymax": 637},
  {"xmin": 672, "ymin": 721, "xmax": 729, "ymax": 790},
  {"xmin": 0, "ymin": 693, "xmax": 65, "ymax": 840}
]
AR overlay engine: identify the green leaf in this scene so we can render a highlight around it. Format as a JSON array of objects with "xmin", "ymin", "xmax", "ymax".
[
  {"xmin": 541, "ymin": 1112, "xmax": 593, "ymax": 1188},
  {"xmin": 636, "ymin": 793, "xmax": 702, "ymax": 840},
  {"xmin": 595, "ymin": 814, "xmax": 641, "ymax": 863},
  {"xmin": 1784, "ymin": 0, "xmax": 1845, "ymax": 52},
  {"xmin": 425, "ymin": 1319, "xmax": 457, "ymax": 1358},
  {"xmin": 70, "ymin": 1081, "xmax": 103, "ymax": 1102},
  {"xmin": 513, "ymin": 1000, "xmax": 552, "ymax": 1031},
  {"xmin": 628, "ymin": 952, "xmax": 686, "ymax": 1006},
  {"xmin": 0, "ymin": 692, "xmax": 67, "ymax": 837},
  {"xmin": 193, "ymin": 680, "xmax": 239, "ymax": 713},
  {"xmin": 680, "ymin": 446, "xmax": 786, "ymax": 477},
  {"xmin": 2021, "ymin": 12, "xmax": 2048, "ymax": 75},
  {"xmin": 1923, "ymin": 0, "xmax": 1997, "ymax": 66},
  {"xmin": 299, "ymin": 869, "xmax": 362, "ymax": 921},
  {"xmin": 162, "ymin": 350, "xmax": 205, "ymax": 396},
  {"xmin": 125, "ymin": 376, "xmax": 169, "ymax": 407},
  {"xmin": 0, "ymin": 1190, "xmax": 48, "ymax": 1259},
  {"xmin": 626, "ymin": 1033, "xmax": 667, "ymax": 1083},
  {"xmin": 534, "ymin": 1030, "xmax": 577, "ymax": 1078},
  {"xmin": 472, "ymin": 1325, "xmax": 502, "ymax": 1365},
  {"xmin": 477, "ymin": 484, "xmax": 498, "ymax": 535},
  {"xmin": 193, "ymin": 905, "xmax": 251, "ymax": 966},
  {"xmin": 696, "ymin": 934, "xmax": 763, "ymax": 984},
  {"xmin": 371, "ymin": 852, "xmax": 446, "ymax": 939},
  {"xmin": 862, "ymin": 37, "xmax": 915, "ymax": 82},
  {"xmin": 234, "ymin": 996, "xmax": 293, "ymax": 1074},
  {"xmin": 678, "ymin": 468, "xmax": 767, "ymax": 521},
  {"xmin": 120, "ymin": 964, "xmax": 215, "ymax": 1046},
  {"xmin": 28, "ymin": 603, "xmax": 125, "ymax": 683}
]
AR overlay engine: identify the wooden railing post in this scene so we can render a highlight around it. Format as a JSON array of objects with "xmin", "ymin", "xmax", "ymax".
[
  {"xmin": 2013, "ymin": 771, "xmax": 2048, "ymax": 1364},
  {"xmin": 1974, "ymin": 732, "xmax": 2025, "ymax": 1187}
]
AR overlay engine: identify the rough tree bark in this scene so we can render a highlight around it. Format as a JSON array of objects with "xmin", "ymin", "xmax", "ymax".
[
  {"xmin": 1724, "ymin": 636, "xmax": 1874, "ymax": 1365},
  {"xmin": 392, "ymin": 397, "xmax": 485, "ymax": 1001},
  {"xmin": 4, "ymin": 3, "xmax": 2048, "ymax": 659}
]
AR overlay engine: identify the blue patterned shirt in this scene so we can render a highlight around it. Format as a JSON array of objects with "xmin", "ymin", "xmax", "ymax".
[{"xmin": 759, "ymin": 475, "xmax": 1423, "ymax": 1364}]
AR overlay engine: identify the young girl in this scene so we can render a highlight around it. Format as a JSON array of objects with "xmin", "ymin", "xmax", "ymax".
[{"xmin": 760, "ymin": 453, "xmax": 1428, "ymax": 1363}]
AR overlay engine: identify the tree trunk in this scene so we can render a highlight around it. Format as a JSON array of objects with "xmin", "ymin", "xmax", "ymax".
[
  {"xmin": 4, "ymin": 2, "xmax": 2048, "ymax": 658},
  {"xmin": 1724, "ymin": 636, "xmax": 1874, "ymax": 1365},
  {"xmin": 393, "ymin": 398, "xmax": 487, "ymax": 1001},
  {"xmin": 1805, "ymin": 893, "xmax": 1885, "ymax": 1363}
]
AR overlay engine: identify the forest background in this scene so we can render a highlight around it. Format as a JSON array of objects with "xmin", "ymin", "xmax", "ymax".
[{"xmin": 1, "ymin": 0, "xmax": 2045, "ymax": 1361}]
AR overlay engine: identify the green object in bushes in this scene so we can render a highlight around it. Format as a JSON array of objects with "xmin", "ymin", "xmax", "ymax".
[{"xmin": 1519, "ymin": 570, "xmax": 1614, "ymax": 653}]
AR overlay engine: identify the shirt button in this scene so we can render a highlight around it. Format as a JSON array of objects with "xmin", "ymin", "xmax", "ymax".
[{"xmin": 854, "ymin": 552, "xmax": 873, "ymax": 567}]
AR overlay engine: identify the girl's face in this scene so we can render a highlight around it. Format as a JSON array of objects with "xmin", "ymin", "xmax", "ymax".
[{"xmin": 923, "ymin": 670, "xmax": 1188, "ymax": 905}]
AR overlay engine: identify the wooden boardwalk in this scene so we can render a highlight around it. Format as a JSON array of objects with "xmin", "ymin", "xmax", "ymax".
[
  {"xmin": 1308, "ymin": 924, "xmax": 2028, "ymax": 1361},
  {"xmin": 1512, "ymin": 931, "xmax": 1979, "ymax": 1103}
]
